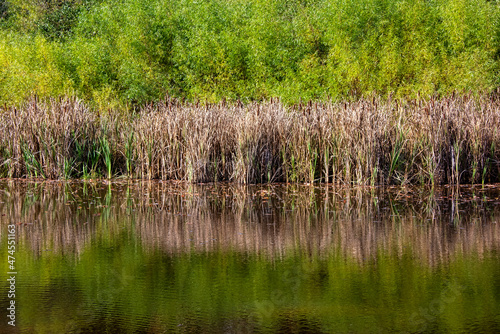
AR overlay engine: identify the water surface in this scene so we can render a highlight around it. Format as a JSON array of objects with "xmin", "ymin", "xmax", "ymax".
[{"xmin": 0, "ymin": 181, "xmax": 499, "ymax": 333}]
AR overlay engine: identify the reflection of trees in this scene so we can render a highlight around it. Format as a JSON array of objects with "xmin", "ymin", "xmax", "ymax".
[{"xmin": 3, "ymin": 180, "xmax": 499, "ymax": 264}]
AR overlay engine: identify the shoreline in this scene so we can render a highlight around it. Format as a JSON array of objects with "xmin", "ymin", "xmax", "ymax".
[{"xmin": 1, "ymin": 96, "xmax": 500, "ymax": 185}]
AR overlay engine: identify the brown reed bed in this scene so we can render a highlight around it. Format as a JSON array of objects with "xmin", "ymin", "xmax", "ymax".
[{"xmin": 1, "ymin": 95, "xmax": 500, "ymax": 184}]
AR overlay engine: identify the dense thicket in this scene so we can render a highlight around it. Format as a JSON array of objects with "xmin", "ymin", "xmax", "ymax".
[
  {"xmin": 1, "ymin": 0, "xmax": 500, "ymax": 107},
  {"xmin": 2, "ymin": 96, "xmax": 500, "ymax": 184}
]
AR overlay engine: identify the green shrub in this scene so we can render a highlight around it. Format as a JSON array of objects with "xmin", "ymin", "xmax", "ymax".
[{"xmin": 1, "ymin": 0, "xmax": 500, "ymax": 108}]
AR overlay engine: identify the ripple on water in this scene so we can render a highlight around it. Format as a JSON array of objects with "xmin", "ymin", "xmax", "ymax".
[{"xmin": 0, "ymin": 180, "xmax": 499, "ymax": 333}]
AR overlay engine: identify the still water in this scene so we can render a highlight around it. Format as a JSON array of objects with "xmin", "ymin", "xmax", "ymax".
[{"xmin": 0, "ymin": 180, "xmax": 499, "ymax": 333}]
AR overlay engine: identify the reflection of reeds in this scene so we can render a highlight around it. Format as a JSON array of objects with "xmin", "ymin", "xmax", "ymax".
[
  {"xmin": 1, "ymin": 96, "xmax": 500, "ymax": 184},
  {"xmin": 3, "ymin": 181, "xmax": 499, "ymax": 265}
]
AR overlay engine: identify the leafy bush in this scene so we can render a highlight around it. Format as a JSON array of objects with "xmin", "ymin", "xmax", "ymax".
[{"xmin": 1, "ymin": 0, "xmax": 500, "ymax": 108}]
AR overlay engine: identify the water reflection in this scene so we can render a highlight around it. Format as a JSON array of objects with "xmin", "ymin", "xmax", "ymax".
[
  {"xmin": 3, "ymin": 180, "xmax": 499, "ymax": 262},
  {"xmin": 0, "ymin": 181, "xmax": 499, "ymax": 333}
]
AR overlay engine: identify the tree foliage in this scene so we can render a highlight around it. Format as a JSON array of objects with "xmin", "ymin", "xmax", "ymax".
[{"xmin": 1, "ymin": 0, "xmax": 500, "ymax": 108}]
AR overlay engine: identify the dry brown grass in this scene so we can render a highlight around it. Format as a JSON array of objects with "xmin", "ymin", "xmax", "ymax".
[{"xmin": 1, "ymin": 95, "xmax": 499, "ymax": 184}]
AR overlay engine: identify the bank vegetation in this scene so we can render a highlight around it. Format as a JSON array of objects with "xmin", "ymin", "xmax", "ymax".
[
  {"xmin": 1, "ymin": 95, "xmax": 499, "ymax": 185},
  {"xmin": 1, "ymin": 0, "xmax": 500, "ymax": 108}
]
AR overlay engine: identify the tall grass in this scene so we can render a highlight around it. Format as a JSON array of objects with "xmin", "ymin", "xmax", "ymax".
[
  {"xmin": 0, "ymin": 96, "xmax": 120, "ymax": 179},
  {"xmin": 1, "ymin": 95, "xmax": 499, "ymax": 184}
]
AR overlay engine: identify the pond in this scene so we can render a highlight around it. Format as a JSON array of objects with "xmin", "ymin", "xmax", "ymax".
[{"xmin": 0, "ymin": 180, "xmax": 499, "ymax": 333}]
